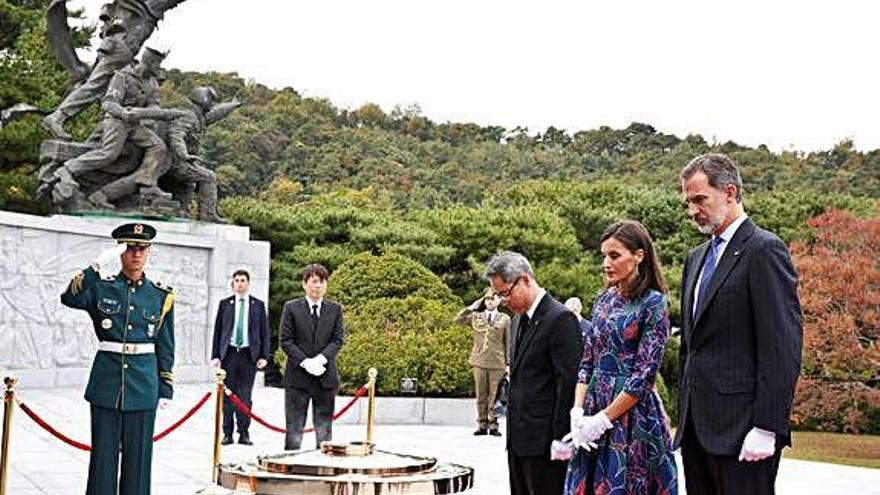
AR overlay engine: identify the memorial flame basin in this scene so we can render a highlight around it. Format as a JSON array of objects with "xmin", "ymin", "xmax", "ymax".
[{"xmin": 217, "ymin": 442, "xmax": 474, "ymax": 494}]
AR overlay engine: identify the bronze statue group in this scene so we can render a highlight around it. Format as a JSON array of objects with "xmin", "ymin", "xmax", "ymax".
[{"xmin": 39, "ymin": 0, "xmax": 239, "ymax": 220}]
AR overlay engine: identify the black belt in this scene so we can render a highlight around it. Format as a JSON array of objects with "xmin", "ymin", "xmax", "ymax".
[{"xmin": 231, "ymin": 346, "xmax": 250, "ymax": 353}]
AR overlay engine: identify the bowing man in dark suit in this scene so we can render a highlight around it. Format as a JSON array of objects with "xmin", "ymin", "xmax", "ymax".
[
  {"xmin": 280, "ymin": 263, "xmax": 346, "ymax": 450},
  {"xmin": 484, "ymin": 251, "xmax": 582, "ymax": 495},
  {"xmin": 675, "ymin": 154, "xmax": 802, "ymax": 495},
  {"xmin": 211, "ymin": 268, "xmax": 270, "ymax": 445}
]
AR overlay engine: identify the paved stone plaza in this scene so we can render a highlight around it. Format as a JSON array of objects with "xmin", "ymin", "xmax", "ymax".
[{"xmin": 4, "ymin": 384, "xmax": 878, "ymax": 494}]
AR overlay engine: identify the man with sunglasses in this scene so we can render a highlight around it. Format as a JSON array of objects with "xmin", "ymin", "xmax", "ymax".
[
  {"xmin": 61, "ymin": 222, "xmax": 175, "ymax": 495},
  {"xmin": 484, "ymin": 251, "xmax": 582, "ymax": 495}
]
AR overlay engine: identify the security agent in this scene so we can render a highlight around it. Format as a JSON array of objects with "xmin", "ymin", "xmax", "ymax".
[{"xmin": 61, "ymin": 222, "xmax": 174, "ymax": 495}]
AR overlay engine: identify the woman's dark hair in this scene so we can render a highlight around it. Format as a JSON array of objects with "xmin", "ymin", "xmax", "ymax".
[
  {"xmin": 601, "ymin": 220, "xmax": 667, "ymax": 298},
  {"xmin": 301, "ymin": 263, "xmax": 330, "ymax": 282}
]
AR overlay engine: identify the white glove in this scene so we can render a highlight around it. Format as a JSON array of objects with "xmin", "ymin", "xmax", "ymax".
[
  {"xmin": 738, "ymin": 427, "xmax": 776, "ymax": 461},
  {"xmin": 313, "ymin": 354, "xmax": 328, "ymax": 366},
  {"xmin": 569, "ymin": 406, "xmax": 584, "ymax": 433},
  {"xmin": 158, "ymin": 398, "xmax": 172, "ymax": 410},
  {"xmin": 573, "ymin": 411, "xmax": 613, "ymax": 449},
  {"xmin": 94, "ymin": 243, "xmax": 127, "ymax": 276},
  {"xmin": 301, "ymin": 358, "xmax": 326, "ymax": 376}
]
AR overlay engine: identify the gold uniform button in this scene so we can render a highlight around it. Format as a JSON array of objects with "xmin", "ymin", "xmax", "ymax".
[
  {"xmin": 127, "ymin": 325, "xmax": 133, "ymax": 330},
  {"xmin": 123, "ymin": 364, "xmax": 129, "ymax": 369},
  {"xmin": 129, "ymin": 305, "xmax": 134, "ymax": 311}
]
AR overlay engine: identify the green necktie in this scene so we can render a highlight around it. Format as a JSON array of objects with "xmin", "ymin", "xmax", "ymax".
[{"xmin": 234, "ymin": 298, "xmax": 245, "ymax": 347}]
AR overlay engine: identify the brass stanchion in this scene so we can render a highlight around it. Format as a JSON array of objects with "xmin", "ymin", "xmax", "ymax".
[
  {"xmin": 366, "ymin": 368, "xmax": 377, "ymax": 445},
  {"xmin": 212, "ymin": 368, "xmax": 226, "ymax": 483},
  {"xmin": 1, "ymin": 376, "xmax": 18, "ymax": 495}
]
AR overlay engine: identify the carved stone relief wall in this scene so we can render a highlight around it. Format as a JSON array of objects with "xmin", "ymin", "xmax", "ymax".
[{"xmin": 0, "ymin": 211, "xmax": 270, "ymax": 388}]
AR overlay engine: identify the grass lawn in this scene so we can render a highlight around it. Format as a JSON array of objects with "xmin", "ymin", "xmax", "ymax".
[{"xmin": 785, "ymin": 431, "xmax": 880, "ymax": 469}]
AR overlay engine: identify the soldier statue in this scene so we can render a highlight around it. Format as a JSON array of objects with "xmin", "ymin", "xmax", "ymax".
[
  {"xmin": 42, "ymin": 0, "xmax": 190, "ymax": 139},
  {"xmin": 60, "ymin": 222, "xmax": 175, "ymax": 495},
  {"xmin": 51, "ymin": 47, "xmax": 186, "ymax": 209},
  {"xmin": 161, "ymin": 86, "xmax": 243, "ymax": 223}
]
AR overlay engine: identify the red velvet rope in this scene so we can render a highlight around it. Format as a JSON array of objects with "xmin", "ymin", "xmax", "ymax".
[
  {"xmin": 152, "ymin": 391, "xmax": 212, "ymax": 441},
  {"xmin": 225, "ymin": 386, "xmax": 368, "ymax": 434},
  {"xmin": 18, "ymin": 402, "xmax": 92, "ymax": 451},
  {"xmin": 17, "ymin": 391, "xmax": 213, "ymax": 451}
]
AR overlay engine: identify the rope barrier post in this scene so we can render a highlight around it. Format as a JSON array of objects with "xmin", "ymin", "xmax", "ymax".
[
  {"xmin": 366, "ymin": 368, "xmax": 377, "ymax": 445},
  {"xmin": 1, "ymin": 376, "xmax": 17, "ymax": 495},
  {"xmin": 212, "ymin": 368, "xmax": 226, "ymax": 483}
]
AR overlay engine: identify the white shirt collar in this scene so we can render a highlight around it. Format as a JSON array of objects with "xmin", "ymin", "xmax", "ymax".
[
  {"xmin": 234, "ymin": 292, "xmax": 249, "ymax": 302},
  {"xmin": 525, "ymin": 288, "xmax": 546, "ymax": 319},
  {"xmin": 305, "ymin": 297, "xmax": 323, "ymax": 309},
  {"xmin": 716, "ymin": 213, "xmax": 748, "ymax": 244}
]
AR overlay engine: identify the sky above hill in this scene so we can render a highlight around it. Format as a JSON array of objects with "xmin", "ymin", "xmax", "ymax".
[{"xmin": 71, "ymin": 0, "xmax": 880, "ymax": 152}]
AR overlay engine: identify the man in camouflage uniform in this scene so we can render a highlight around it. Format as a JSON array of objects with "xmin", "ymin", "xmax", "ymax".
[
  {"xmin": 454, "ymin": 287, "xmax": 511, "ymax": 436},
  {"xmin": 61, "ymin": 222, "xmax": 174, "ymax": 495}
]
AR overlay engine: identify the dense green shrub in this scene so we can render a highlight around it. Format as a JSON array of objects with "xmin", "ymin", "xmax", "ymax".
[
  {"xmin": 0, "ymin": 171, "xmax": 47, "ymax": 215},
  {"xmin": 336, "ymin": 297, "xmax": 472, "ymax": 396},
  {"xmin": 330, "ymin": 251, "xmax": 458, "ymax": 310}
]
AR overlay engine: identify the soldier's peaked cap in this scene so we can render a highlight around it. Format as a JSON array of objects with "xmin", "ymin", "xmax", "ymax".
[{"xmin": 112, "ymin": 223, "xmax": 156, "ymax": 246}]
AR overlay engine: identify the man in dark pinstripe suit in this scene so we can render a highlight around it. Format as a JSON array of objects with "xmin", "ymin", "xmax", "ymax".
[{"xmin": 674, "ymin": 154, "xmax": 802, "ymax": 495}]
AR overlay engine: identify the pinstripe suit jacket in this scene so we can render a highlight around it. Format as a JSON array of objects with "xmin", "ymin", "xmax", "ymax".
[{"xmin": 673, "ymin": 218, "xmax": 802, "ymax": 455}]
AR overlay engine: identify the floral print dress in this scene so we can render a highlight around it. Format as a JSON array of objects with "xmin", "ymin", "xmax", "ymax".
[{"xmin": 564, "ymin": 288, "xmax": 678, "ymax": 495}]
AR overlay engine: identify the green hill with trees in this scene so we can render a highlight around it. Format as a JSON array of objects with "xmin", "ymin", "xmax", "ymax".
[{"xmin": 2, "ymin": 0, "xmax": 877, "ymax": 433}]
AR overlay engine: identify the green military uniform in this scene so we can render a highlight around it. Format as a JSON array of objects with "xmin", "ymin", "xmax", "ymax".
[{"xmin": 60, "ymin": 223, "xmax": 174, "ymax": 495}]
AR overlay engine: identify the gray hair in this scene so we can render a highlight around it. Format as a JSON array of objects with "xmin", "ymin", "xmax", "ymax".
[
  {"xmin": 680, "ymin": 153, "xmax": 744, "ymax": 202},
  {"xmin": 483, "ymin": 251, "xmax": 534, "ymax": 284}
]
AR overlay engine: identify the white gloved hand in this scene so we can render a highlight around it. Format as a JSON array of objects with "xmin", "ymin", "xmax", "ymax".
[
  {"xmin": 738, "ymin": 427, "xmax": 776, "ymax": 461},
  {"xmin": 314, "ymin": 354, "xmax": 328, "ymax": 367},
  {"xmin": 301, "ymin": 358, "xmax": 326, "ymax": 376},
  {"xmin": 158, "ymin": 398, "xmax": 172, "ymax": 410},
  {"xmin": 574, "ymin": 410, "xmax": 613, "ymax": 448},
  {"xmin": 94, "ymin": 243, "xmax": 127, "ymax": 276},
  {"xmin": 569, "ymin": 406, "xmax": 584, "ymax": 433}
]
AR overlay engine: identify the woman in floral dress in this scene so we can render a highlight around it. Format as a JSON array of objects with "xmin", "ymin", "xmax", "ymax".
[{"xmin": 564, "ymin": 220, "xmax": 678, "ymax": 495}]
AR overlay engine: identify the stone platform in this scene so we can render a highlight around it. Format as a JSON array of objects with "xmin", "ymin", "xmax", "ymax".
[{"xmin": 0, "ymin": 210, "xmax": 270, "ymax": 387}]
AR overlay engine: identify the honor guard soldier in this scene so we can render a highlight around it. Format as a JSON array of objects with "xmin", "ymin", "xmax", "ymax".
[{"xmin": 61, "ymin": 222, "xmax": 175, "ymax": 495}]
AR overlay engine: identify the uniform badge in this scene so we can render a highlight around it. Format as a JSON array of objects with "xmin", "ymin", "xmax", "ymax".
[
  {"xmin": 133, "ymin": 224, "xmax": 144, "ymax": 234},
  {"xmin": 101, "ymin": 318, "xmax": 113, "ymax": 330},
  {"xmin": 147, "ymin": 324, "xmax": 155, "ymax": 338}
]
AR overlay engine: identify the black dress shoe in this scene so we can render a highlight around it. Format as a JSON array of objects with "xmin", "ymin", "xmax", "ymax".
[
  {"xmin": 221, "ymin": 435, "xmax": 233, "ymax": 445},
  {"xmin": 489, "ymin": 428, "xmax": 501, "ymax": 437},
  {"xmin": 238, "ymin": 433, "xmax": 253, "ymax": 445},
  {"xmin": 473, "ymin": 428, "xmax": 488, "ymax": 436}
]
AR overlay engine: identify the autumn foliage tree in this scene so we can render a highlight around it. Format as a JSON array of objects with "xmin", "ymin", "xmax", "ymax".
[{"xmin": 790, "ymin": 210, "xmax": 880, "ymax": 433}]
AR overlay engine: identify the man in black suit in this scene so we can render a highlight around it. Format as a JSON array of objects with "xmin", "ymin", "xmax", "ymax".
[
  {"xmin": 675, "ymin": 154, "xmax": 802, "ymax": 495},
  {"xmin": 484, "ymin": 251, "xmax": 581, "ymax": 495},
  {"xmin": 211, "ymin": 268, "xmax": 270, "ymax": 446},
  {"xmin": 280, "ymin": 263, "xmax": 346, "ymax": 450}
]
